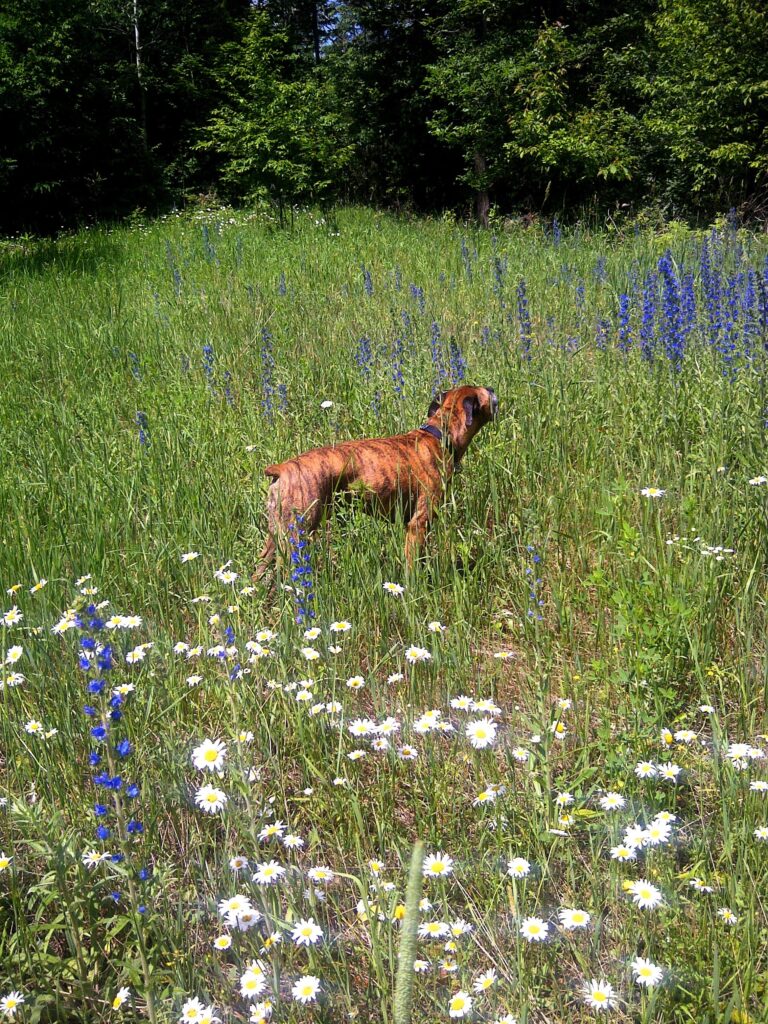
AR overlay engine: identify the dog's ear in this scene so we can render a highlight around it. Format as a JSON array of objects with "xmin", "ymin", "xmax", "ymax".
[
  {"xmin": 462, "ymin": 395, "xmax": 480, "ymax": 426},
  {"xmin": 427, "ymin": 391, "xmax": 448, "ymax": 418}
]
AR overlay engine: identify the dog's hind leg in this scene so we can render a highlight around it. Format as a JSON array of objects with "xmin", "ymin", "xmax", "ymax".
[
  {"xmin": 253, "ymin": 480, "xmax": 283, "ymax": 582},
  {"xmin": 404, "ymin": 493, "xmax": 435, "ymax": 566}
]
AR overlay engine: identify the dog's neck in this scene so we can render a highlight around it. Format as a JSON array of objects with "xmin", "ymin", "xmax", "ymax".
[{"xmin": 419, "ymin": 423, "xmax": 460, "ymax": 467}]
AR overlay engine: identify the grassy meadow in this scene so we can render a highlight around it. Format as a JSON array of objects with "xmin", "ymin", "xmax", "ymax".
[{"xmin": 1, "ymin": 206, "xmax": 767, "ymax": 1024}]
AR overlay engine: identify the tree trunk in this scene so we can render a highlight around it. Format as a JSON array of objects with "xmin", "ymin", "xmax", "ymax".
[
  {"xmin": 311, "ymin": 2, "xmax": 321, "ymax": 64},
  {"xmin": 133, "ymin": 0, "xmax": 148, "ymax": 152},
  {"xmin": 473, "ymin": 152, "xmax": 490, "ymax": 227}
]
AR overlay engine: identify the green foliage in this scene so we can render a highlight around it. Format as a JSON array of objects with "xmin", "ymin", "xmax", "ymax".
[
  {"xmin": 641, "ymin": 0, "xmax": 768, "ymax": 206},
  {"xmin": 199, "ymin": 11, "xmax": 352, "ymax": 208},
  {"xmin": 2, "ymin": 1, "xmax": 768, "ymax": 230}
]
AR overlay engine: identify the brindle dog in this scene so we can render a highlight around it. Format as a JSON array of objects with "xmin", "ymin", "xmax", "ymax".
[{"xmin": 254, "ymin": 385, "xmax": 498, "ymax": 577}]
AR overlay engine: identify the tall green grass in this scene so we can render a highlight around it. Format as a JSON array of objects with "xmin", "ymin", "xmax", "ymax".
[{"xmin": 0, "ymin": 207, "xmax": 766, "ymax": 1023}]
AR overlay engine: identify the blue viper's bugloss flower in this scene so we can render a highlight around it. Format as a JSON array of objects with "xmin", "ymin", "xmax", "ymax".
[
  {"xmin": 288, "ymin": 515, "xmax": 316, "ymax": 625},
  {"xmin": 135, "ymin": 411, "xmax": 150, "ymax": 446},
  {"xmin": 719, "ymin": 272, "xmax": 741, "ymax": 379},
  {"xmin": 525, "ymin": 545, "xmax": 544, "ymax": 621},
  {"xmin": 410, "ymin": 284, "xmax": 426, "ymax": 315},
  {"xmin": 89, "ymin": 752, "xmax": 101, "ymax": 767},
  {"xmin": 742, "ymin": 269, "xmax": 757, "ymax": 361},
  {"xmin": 354, "ymin": 336, "xmax": 373, "ymax": 380},
  {"xmin": 94, "ymin": 803, "xmax": 108, "ymax": 817},
  {"xmin": 596, "ymin": 317, "xmax": 610, "ymax": 351},
  {"xmin": 575, "ymin": 280, "xmax": 586, "ymax": 317},
  {"xmin": 371, "ymin": 389, "xmax": 382, "ymax": 419},
  {"xmin": 758, "ymin": 255, "xmax": 768, "ymax": 334},
  {"xmin": 460, "ymin": 237, "xmax": 472, "ymax": 282},
  {"xmin": 126, "ymin": 820, "xmax": 144, "ymax": 834},
  {"xmin": 81, "ymin": 637, "xmax": 97, "ymax": 652},
  {"xmin": 701, "ymin": 231, "xmax": 723, "ymax": 347},
  {"xmin": 361, "ymin": 264, "xmax": 373, "ymax": 296},
  {"xmin": 96, "ymin": 825, "xmax": 110, "ymax": 840},
  {"xmin": 97, "ymin": 647, "xmax": 114, "ymax": 672},
  {"xmin": 83, "ymin": 705, "xmax": 97, "ymax": 717},
  {"xmin": 201, "ymin": 224, "xmax": 217, "ymax": 264},
  {"xmin": 202, "ymin": 344, "xmax": 215, "ymax": 385},
  {"xmin": 617, "ymin": 294, "xmax": 632, "ymax": 354},
  {"xmin": 492, "ymin": 255, "xmax": 506, "ymax": 298},
  {"xmin": 88, "ymin": 679, "xmax": 105, "ymax": 695},
  {"xmin": 517, "ymin": 280, "xmax": 533, "ymax": 361},
  {"xmin": 448, "ymin": 338, "xmax": 467, "ymax": 384},
  {"xmin": 116, "ymin": 739, "xmax": 132, "ymax": 758},
  {"xmin": 260, "ymin": 327, "xmax": 275, "ymax": 422},
  {"xmin": 126, "ymin": 784, "xmax": 140, "ymax": 798},
  {"xmin": 391, "ymin": 334, "xmax": 405, "ymax": 398},
  {"xmin": 222, "ymin": 371, "xmax": 233, "ymax": 407},
  {"xmin": 401, "ymin": 309, "xmax": 413, "ymax": 345},
  {"xmin": 658, "ymin": 251, "xmax": 684, "ymax": 371},
  {"xmin": 91, "ymin": 725, "xmax": 107, "ymax": 741}
]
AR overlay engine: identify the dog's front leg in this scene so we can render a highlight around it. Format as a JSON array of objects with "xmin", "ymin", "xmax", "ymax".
[{"xmin": 404, "ymin": 492, "xmax": 435, "ymax": 565}]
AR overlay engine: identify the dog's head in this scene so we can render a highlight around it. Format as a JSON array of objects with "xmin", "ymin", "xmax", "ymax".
[{"xmin": 426, "ymin": 385, "xmax": 498, "ymax": 459}]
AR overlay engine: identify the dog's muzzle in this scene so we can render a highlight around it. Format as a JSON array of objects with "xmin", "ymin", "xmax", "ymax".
[{"xmin": 488, "ymin": 388, "xmax": 499, "ymax": 419}]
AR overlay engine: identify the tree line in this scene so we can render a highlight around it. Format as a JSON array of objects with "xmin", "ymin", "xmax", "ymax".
[{"xmin": 2, "ymin": 0, "xmax": 767, "ymax": 233}]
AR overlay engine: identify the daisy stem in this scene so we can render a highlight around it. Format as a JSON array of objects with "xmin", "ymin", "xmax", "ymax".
[{"xmin": 392, "ymin": 839, "xmax": 424, "ymax": 1024}]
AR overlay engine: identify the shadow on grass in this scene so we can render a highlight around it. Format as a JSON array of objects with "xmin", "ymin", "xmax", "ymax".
[{"xmin": 0, "ymin": 230, "xmax": 125, "ymax": 281}]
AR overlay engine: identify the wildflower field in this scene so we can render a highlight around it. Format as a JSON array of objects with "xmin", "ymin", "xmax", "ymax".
[{"xmin": 2, "ymin": 207, "xmax": 768, "ymax": 1024}]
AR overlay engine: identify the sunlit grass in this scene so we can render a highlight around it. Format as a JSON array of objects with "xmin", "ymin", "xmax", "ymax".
[{"xmin": 0, "ymin": 206, "xmax": 766, "ymax": 1023}]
